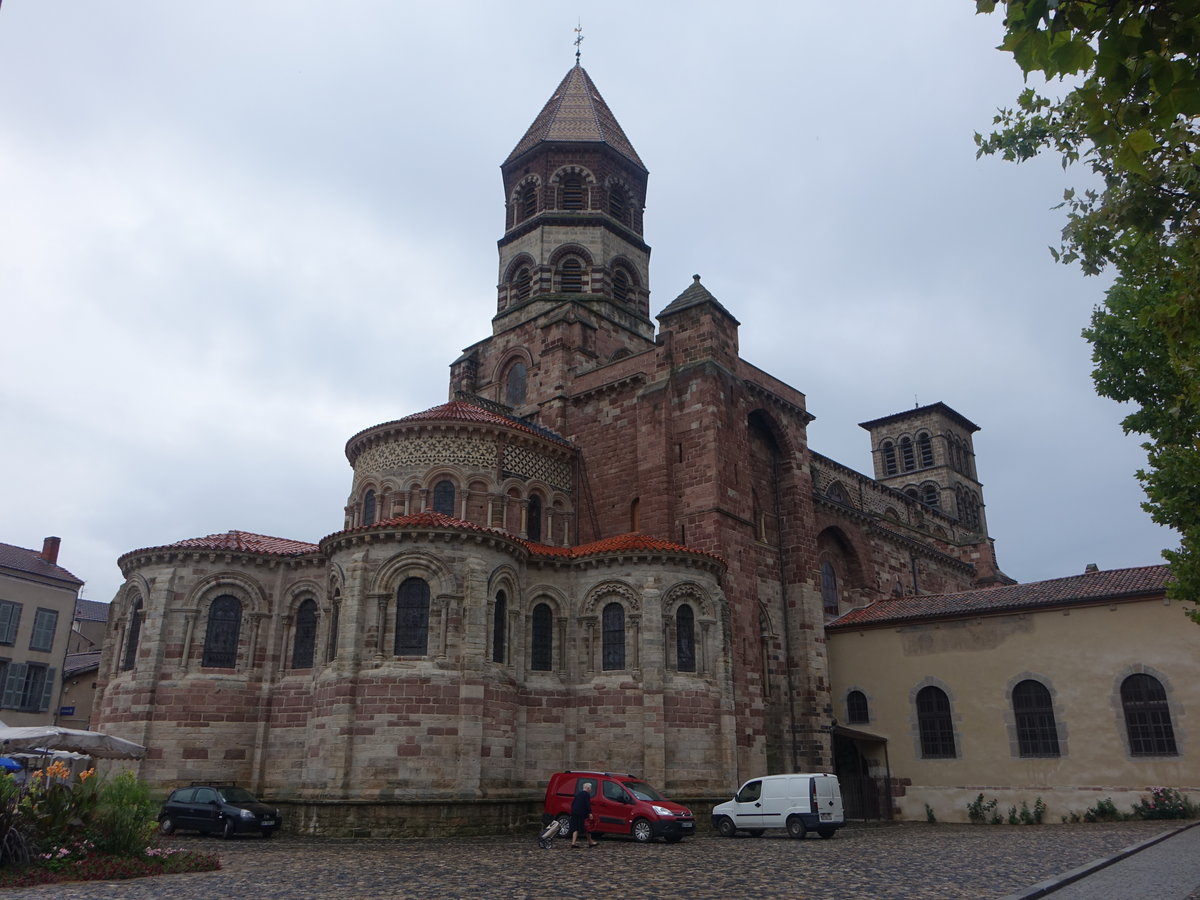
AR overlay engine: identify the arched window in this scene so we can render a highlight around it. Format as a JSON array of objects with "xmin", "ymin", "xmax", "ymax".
[
  {"xmin": 916, "ymin": 686, "xmax": 956, "ymax": 758},
  {"xmin": 827, "ymin": 482, "xmax": 848, "ymax": 505},
  {"xmin": 676, "ymin": 604, "xmax": 696, "ymax": 672},
  {"xmin": 492, "ymin": 591, "xmax": 507, "ymax": 664},
  {"xmin": 527, "ymin": 494, "xmax": 542, "ymax": 542},
  {"xmin": 560, "ymin": 257, "xmax": 584, "ymax": 293},
  {"xmin": 362, "ymin": 488, "xmax": 377, "ymax": 526},
  {"xmin": 608, "ymin": 183, "xmax": 627, "ymax": 220},
  {"xmin": 612, "ymin": 268, "xmax": 630, "ymax": 302},
  {"xmin": 881, "ymin": 441, "xmax": 898, "ymax": 477},
  {"xmin": 327, "ymin": 593, "xmax": 341, "ymax": 662},
  {"xmin": 513, "ymin": 266, "xmax": 532, "ymax": 302},
  {"xmin": 1012, "ymin": 680, "xmax": 1059, "ymax": 757},
  {"xmin": 956, "ymin": 486, "xmax": 980, "ymax": 530},
  {"xmin": 518, "ymin": 182, "xmax": 537, "ymax": 221},
  {"xmin": 202, "ymin": 595, "xmax": 241, "ymax": 668},
  {"xmin": 531, "ymin": 602, "xmax": 553, "ymax": 671},
  {"xmin": 561, "ymin": 173, "xmax": 585, "ymax": 210},
  {"xmin": 395, "ymin": 578, "xmax": 430, "ymax": 656},
  {"xmin": 900, "ymin": 437, "xmax": 915, "ymax": 472},
  {"xmin": 905, "ymin": 487, "xmax": 920, "ymax": 502},
  {"xmin": 820, "ymin": 562, "xmax": 839, "ymax": 616},
  {"xmin": 505, "ymin": 360, "xmax": 527, "ymax": 407},
  {"xmin": 921, "ymin": 483, "xmax": 940, "ymax": 508},
  {"xmin": 602, "ymin": 602, "xmax": 625, "ymax": 671},
  {"xmin": 1121, "ymin": 673, "xmax": 1177, "ymax": 755},
  {"xmin": 121, "ymin": 599, "xmax": 142, "ymax": 671},
  {"xmin": 917, "ymin": 432, "xmax": 934, "ymax": 468},
  {"xmin": 433, "ymin": 480, "xmax": 456, "ymax": 516},
  {"xmin": 630, "ymin": 497, "xmax": 640, "ymax": 532},
  {"xmin": 292, "ymin": 598, "xmax": 318, "ymax": 669},
  {"xmin": 846, "ymin": 690, "xmax": 869, "ymax": 725}
]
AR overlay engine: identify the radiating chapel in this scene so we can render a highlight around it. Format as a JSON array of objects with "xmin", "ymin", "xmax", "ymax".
[{"xmin": 95, "ymin": 63, "xmax": 1196, "ymax": 833}]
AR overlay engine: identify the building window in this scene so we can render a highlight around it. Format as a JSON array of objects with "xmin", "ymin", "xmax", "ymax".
[
  {"xmin": 121, "ymin": 599, "xmax": 143, "ymax": 671},
  {"xmin": 956, "ymin": 486, "xmax": 980, "ymax": 530},
  {"xmin": 518, "ymin": 182, "xmax": 537, "ymax": 221},
  {"xmin": 820, "ymin": 562, "xmax": 839, "ymax": 616},
  {"xmin": 531, "ymin": 603, "xmax": 553, "ymax": 671},
  {"xmin": 505, "ymin": 360, "xmax": 527, "ymax": 407},
  {"xmin": 1, "ymin": 662, "xmax": 54, "ymax": 712},
  {"xmin": 676, "ymin": 604, "xmax": 696, "ymax": 672},
  {"xmin": 1012, "ymin": 679, "xmax": 1060, "ymax": 757},
  {"xmin": 514, "ymin": 266, "xmax": 532, "ymax": 302},
  {"xmin": 560, "ymin": 257, "xmax": 584, "ymax": 293},
  {"xmin": 561, "ymin": 173, "xmax": 585, "ymax": 210},
  {"xmin": 202, "ymin": 595, "xmax": 241, "ymax": 668},
  {"xmin": 921, "ymin": 483, "xmax": 940, "ymax": 509},
  {"xmin": 900, "ymin": 437, "xmax": 915, "ymax": 472},
  {"xmin": 827, "ymin": 482, "xmax": 848, "ymax": 505},
  {"xmin": 433, "ymin": 480, "xmax": 456, "ymax": 516},
  {"xmin": 847, "ymin": 690, "xmax": 869, "ymax": 724},
  {"xmin": 395, "ymin": 577, "xmax": 430, "ymax": 656},
  {"xmin": 0, "ymin": 601, "xmax": 21, "ymax": 646},
  {"xmin": 492, "ymin": 591, "xmax": 507, "ymax": 664},
  {"xmin": 881, "ymin": 441, "xmax": 897, "ymax": 476},
  {"xmin": 918, "ymin": 432, "xmax": 934, "ymax": 468},
  {"xmin": 327, "ymin": 594, "xmax": 341, "ymax": 662},
  {"xmin": 1121, "ymin": 673, "xmax": 1177, "ymax": 756},
  {"xmin": 916, "ymin": 685, "xmax": 956, "ymax": 758},
  {"xmin": 362, "ymin": 489, "xmax": 377, "ymax": 526},
  {"xmin": 602, "ymin": 602, "xmax": 625, "ymax": 671},
  {"xmin": 292, "ymin": 598, "xmax": 318, "ymax": 669},
  {"xmin": 29, "ymin": 608, "xmax": 58, "ymax": 652},
  {"xmin": 612, "ymin": 268, "xmax": 630, "ymax": 302},
  {"xmin": 527, "ymin": 494, "xmax": 542, "ymax": 542},
  {"xmin": 608, "ymin": 183, "xmax": 627, "ymax": 220}
]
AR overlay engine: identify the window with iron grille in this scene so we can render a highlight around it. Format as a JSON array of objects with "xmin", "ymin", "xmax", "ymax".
[
  {"xmin": 362, "ymin": 488, "xmax": 377, "ymax": 526},
  {"xmin": 433, "ymin": 479, "xmax": 455, "ymax": 516},
  {"xmin": 1121, "ymin": 673, "xmax": 1178, "ymax": 755},
  {"xmin": 492, "ymin": 591, "xmax": 506, "ymax": 664},
  {"xmin": 1013, "ymin": 680, "xmax": 1060, "ymax": 757},
  {"xmin": 676, "ymin": 604, "xmax": 696, "ymax": 672},
  {"xmin": 916, "ymin": 686, "xmax": 956, "ymax": 758},
  {"xmin": 561, "ymin": 174, "xmax": 585, "ymax": 209},
  {"xmin": 505, "ymin": 361, "xmax": 527, "ymax": 407},
  {"xmin": 29, "ymin": 608, "xmax": 58, "ymax": 652},
  {"xmin": 602, "ymin": 602, "xmax": 625, "ymax": 670},
  {"xmin": 395, "ymin": 578, "xmax": 430, "ymax": 656},
  {"xmin": 847, "ymin": 690, "xmax": 869, "ymax": 724},
  {"xmin": 202, "ymin": 595, "xmax": 241, "ymax": 668},
  {"xmin": 820, "ymin": 562, "xmax": 839, "ymax": 616},
  {"xmin": 531, "ymin": 603, "xmax": 553, "ymax": 671},
  {"xmin": 121, "ymin": 599, "xmax": 142, "ymax": 671},
  {"xmin": 292, "ymin": 598, "xmax": 318, "ymax": 669}
]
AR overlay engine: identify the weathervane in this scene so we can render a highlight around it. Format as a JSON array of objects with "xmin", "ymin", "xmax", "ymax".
[{"xmin": 574, "ymin": 21, "xmax": 584, "ymax": 63}]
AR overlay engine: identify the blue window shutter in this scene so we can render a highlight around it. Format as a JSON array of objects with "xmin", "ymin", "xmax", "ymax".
[
  {"xmin": 0, "ymin": 602, "xmax": 20, "ymax": 645},
  {"xmin": 2, "ymin": 663, "xmax": 26, "ymax": 708},
  {"xmin": 38, "ymin": 667, "xmax": 56, "ymax": 712},
  {"xmin": 31, "ymin": 609, "xmax": 58, "ymax": 652}
]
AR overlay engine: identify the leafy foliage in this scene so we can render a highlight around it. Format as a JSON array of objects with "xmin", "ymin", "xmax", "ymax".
[
  {"xmin": 975, "ymin": 0, "xmax": 1200, "ymax": 613},
  {"xmin": 1131, "ymin": 786, "xmax": 1196, "ymax": 819}
]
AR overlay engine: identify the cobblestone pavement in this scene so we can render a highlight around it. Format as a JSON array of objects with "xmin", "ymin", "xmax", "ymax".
[{"xmin": 5, "ymin": 821, "xmax": 1195, "ymax": 900}]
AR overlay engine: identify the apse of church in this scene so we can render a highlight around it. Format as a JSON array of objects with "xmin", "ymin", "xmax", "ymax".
[{"xmin": 94, "ymin": 62, "xmax": 1008, "ymax": 835}]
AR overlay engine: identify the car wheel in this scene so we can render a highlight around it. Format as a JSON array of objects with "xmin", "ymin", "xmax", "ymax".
[
  {"xmin": 817, "ymin": 827, "xmax": 836, "ymax": 839},
  {"xmin": 222, "ymin": 818, "xmax": 237, "ymax": 840},
  {"xmin": 715, "ymin": 816, "xmax": 737, "ymax": 838},
  {"xmin": 158, "ymin": 817, "xmax": 176, "ymax": 836},
  {"xmin": 748, "ymin": 829, "xmax": 766, "ymax": 837},
  {"xmin": 786, "ymin": 816, "xmax": 807, "ymax": 839},
  {"xmin": 631, "ymin": 818, "xmax": 653, "ymax": 843},
  {"xmin": 555, "ymin": 814, "xmax": 571, "ymax": 837}
]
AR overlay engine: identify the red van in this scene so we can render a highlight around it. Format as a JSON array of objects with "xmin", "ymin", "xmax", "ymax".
[{"xmin": 542, "ymin": 770, "xmax": 695, "ymax": 843}]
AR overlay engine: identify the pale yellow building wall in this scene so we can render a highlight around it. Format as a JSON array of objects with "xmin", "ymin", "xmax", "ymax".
[
  {"xmin": 0, "ymin": 570, "xmax": 78, "ymax": 727},
  {"xmin": 828, "ymin": 596, "xmax": 1200, "ymax": 822}
]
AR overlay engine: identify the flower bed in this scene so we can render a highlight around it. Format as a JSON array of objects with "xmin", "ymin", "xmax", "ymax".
[{"xmin": 0, "ymin": 846, "xmax": 220, "ymax": 888}]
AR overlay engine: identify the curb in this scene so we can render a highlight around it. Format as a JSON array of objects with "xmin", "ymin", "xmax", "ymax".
[{"xmin": 999, "ymin": 820, "xmax": 1200, "ymax": 899}]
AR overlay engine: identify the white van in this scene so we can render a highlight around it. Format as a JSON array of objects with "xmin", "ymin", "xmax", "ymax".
[{"xmin": 710, "ymin": 773, "xmax": 844, "ymax": 839}]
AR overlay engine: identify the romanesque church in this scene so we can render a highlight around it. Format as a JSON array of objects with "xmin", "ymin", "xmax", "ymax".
[{"xmin": 95, "ymin": 63, "xmax": 1195, "ymax": 832}]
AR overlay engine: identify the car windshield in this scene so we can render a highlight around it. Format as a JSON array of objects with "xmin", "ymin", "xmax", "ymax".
[
  {"xmin": 218, "ymin": 787, "xmax": 258, "ymax": 803},
  {"xmin": 623, "ymin": 781, "xmax": 663, "ymax": 802}
]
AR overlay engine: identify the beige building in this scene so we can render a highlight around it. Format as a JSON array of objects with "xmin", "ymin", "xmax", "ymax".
[
  {"xmin": 0, "ymin": 537, "xmax": 83, "ymax": 727},
  {"xmin": 827, "ymin": 564, "xmax": 1198, "ymax": 822}
]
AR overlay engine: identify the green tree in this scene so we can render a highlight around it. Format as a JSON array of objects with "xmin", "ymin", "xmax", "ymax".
[{"xmin": 975, "ymin": 0, "xmax": 1200, "ymax": 615}]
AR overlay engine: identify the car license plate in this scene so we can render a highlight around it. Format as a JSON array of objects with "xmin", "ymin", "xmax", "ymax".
[
  {"xmin": 682, "ymin": 821, "xmax": 694, "ymax": 830},
  {"xmin": 820, "ymin": 813, "xmax": 832, "ymax": 821},
  {"xmin": 261, "ymin": 819, "xmax": 275, "ymax": 826}
]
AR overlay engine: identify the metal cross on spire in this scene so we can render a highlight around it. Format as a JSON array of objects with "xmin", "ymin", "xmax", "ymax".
[{"xmin": 574, "ymin": 22, "xmax": 584, "ymax": 63}]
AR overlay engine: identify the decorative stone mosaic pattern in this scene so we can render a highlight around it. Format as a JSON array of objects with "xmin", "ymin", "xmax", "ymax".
[
  {"xmin": 355, "ymin": 437, "xmax": 497, "ymax": 481},
  {"xmin": 503, "ymin": 444, "xmax": 572, "ymax": 493}
]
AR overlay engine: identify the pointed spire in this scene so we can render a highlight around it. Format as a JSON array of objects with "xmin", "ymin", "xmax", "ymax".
[{"xmin": 504, "ymin": 66, "xmax": 645, "ymax": 170}]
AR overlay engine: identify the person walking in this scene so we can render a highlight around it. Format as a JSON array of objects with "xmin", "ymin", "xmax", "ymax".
[{"xmin": 569, "ymin": 780, "xmax": 598, "ymax": 848}]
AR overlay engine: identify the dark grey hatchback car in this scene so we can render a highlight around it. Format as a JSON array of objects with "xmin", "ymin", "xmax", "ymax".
[{"xmin": 158, "ymin": 784, "xmax": 282, "ymax": 839}]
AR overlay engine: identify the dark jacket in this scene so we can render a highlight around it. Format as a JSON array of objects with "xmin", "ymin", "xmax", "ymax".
[{"xmin": 571, "ymin": 788, "xmax": 593, "ymax": 818}]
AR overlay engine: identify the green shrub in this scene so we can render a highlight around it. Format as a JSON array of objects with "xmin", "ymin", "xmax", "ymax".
[
  {"xmin": 967, "ymin": 793, "xmax": 998, "ymax": 824},
  {"xmin": 1132, "ymin": 787, "xmax": 1196, "ymax": 820},
  {"xmin": 1083, "ymin": 797, "xmax": 1124, "ymax": 823},
  {"xmin": 925, "ymin": 803, "xmax": 936, "ymax": 823},
  {"xmin": 88, "ymin": 772, "xmax": 157, "ymax": 857}
]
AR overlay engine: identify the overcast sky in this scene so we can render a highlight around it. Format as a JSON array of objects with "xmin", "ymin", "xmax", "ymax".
[{"xmin": 0, "ymin": 2, "xmax": 1171, "ymax": 603}]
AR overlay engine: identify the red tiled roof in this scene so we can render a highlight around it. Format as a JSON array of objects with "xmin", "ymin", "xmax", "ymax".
[
  {"xmin": 325, "ymin": 511, "xmax": 508, "ymax": 544},
  {"xmin": 0, "ymin": 540, "xmax": 83, "ymax": 585},
  {"xmin": 828, "ymin": 564, "xmax": 1171, "ymax": 630},
  {"xmin": 123, "ymin": 530, "xmax": 319, "ymax": 561}
]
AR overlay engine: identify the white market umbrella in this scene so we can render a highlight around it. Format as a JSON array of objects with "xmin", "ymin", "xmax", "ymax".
[{"xmin": 0, "ymin": 726, "xmax": 145, "ymax": 760}]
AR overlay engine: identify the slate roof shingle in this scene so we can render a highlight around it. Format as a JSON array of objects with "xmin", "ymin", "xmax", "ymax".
[{"xmin": 0, "ymin": 540, "xmax": 83, "ymax": 586}]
